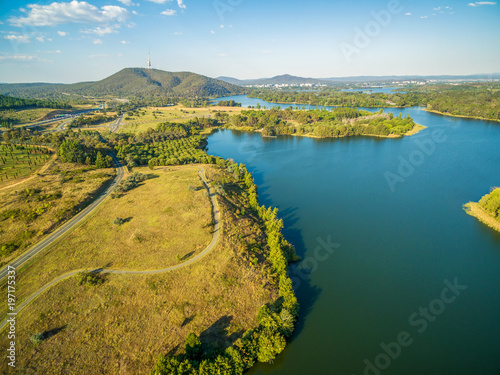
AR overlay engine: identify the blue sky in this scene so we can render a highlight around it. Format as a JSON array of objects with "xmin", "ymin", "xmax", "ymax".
[{"xmin": 0, "ymin": 0, "xmax": 499, "ymax": 83}]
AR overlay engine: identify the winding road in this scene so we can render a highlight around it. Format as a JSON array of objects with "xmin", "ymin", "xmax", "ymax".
[{"xmin": 0, "ymin": 167, "xmax": 220, "ymax": 331}]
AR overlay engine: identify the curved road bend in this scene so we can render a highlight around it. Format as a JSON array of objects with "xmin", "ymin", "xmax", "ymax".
[
  {"xmin": 0, "ymin": 168, "xmax": 220, "ymax": 331},
  {"xmin": 0, "ymin": 154, "xmax": 125, "ymax": 281}
]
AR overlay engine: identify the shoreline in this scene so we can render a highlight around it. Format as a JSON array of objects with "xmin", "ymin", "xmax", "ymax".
[
  {"xmin": 464, "ymin": 202, "xmax": 500, "ymax": 233},
  {"xmin": 424, "ymin": 109, "xmax": 500, "ymax": 123},
  {"xmin": 226, "ymin": 123, "xmax": 426, "ymax": 140},
  {"xmin": 245, "ymin": 97, "xmax": 406, "ymax": 109}
]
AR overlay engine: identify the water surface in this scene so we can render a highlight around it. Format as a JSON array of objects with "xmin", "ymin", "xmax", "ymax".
[{"xmin": 207, "ymin": 98, "xmax": 500, "ymax": 375}]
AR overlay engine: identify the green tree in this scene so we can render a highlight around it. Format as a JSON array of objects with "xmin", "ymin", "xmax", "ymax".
[{"xmin": 185, "ymin": 332, "xmax": 202, "ymax": 361}]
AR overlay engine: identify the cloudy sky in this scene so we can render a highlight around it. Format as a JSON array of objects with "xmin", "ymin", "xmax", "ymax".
[{"xmin": 0, "ymin": 0, "xmax": 499, "ymax": 83}]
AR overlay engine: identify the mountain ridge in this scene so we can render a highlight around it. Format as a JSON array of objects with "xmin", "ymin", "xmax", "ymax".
[{"xmin": 0, "ymin": 68, "xmax": 245, "ymax": 99}]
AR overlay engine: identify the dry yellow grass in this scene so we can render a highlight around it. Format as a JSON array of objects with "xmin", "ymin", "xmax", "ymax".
[
  {"xmin": 120, "ymin": 105, "xmax": 252, "ymax": 133},
  {"xmin": 0, "ymin": 159, "xmax": 114, "ymax": 267},
  {"xmin": 0, "ymin": 166, "xmax": 212, "ymax": 317},
  {"xmin": 464, "ymin": 202, "xmax": 500, "ymax": 233},
  {"xmin": 0, "ymin": 165, "xmax": 275, "ymax": 374}
]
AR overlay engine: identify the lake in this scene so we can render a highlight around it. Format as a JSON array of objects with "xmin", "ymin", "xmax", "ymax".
[{"xmin": 207, "ymin": 96, "xmax": 500, "ymax": 375}]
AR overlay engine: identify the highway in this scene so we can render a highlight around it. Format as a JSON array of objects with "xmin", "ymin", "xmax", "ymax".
[
  {"xmin": 110, "ymin": 114, "xmax": 124, "ymax": 133},
  {"xmin": 0, "ymin": 108, "xmax": 99, "ymax": 132},
  {"xmin": 0, "ymin": 154, "xmax": 125, "ymax": 281}
]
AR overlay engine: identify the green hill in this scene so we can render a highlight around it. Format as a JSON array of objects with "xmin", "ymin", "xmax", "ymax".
[{"xmin": 0, "ymin": 68, "xmax": 245, "ymax": 100}]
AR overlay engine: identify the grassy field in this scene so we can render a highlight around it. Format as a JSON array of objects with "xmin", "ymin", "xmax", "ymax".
[
  {"xmin": 0, "ymin": 143, "xmax": 54, "ymax": 187},
  {"xmin": 120, "ymin": 105, "xmax": 250, "ymax": 133},
  {"xmin": 0, "ymin": 159, "xmax": 114, "ymax": 267},
  {"xmin": 0, "ymin": 165, "xmax": 275, "ymax": 374},
  {"xmin": 0, "ymin": 108, "xmax": 56, "ymax": 125}
]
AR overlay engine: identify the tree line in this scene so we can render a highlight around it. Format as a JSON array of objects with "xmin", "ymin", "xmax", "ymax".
[
  {"xmin": 153, "ymin": 159, "xmax": 299, "ymax": 374},
  {"xmin": 0, "ymin": 94, "xmax": 71, "ymax": 110},
  {"xmin": 248, "ymin": 82, "xmax": 500, "ymax": 121}
]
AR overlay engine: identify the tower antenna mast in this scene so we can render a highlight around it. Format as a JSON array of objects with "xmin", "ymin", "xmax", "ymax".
[{"xmin": 147, "ymin": 51, "xmax": 151, "ymax": 69}]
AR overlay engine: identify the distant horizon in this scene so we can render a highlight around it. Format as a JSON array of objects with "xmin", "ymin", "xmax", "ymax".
[{"xmin": 0, "ymin": 67, "xmax": 499, "ymax": 85}]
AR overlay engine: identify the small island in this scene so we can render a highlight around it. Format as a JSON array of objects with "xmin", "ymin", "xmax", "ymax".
[
  {"xmin": 464, "ymin": 188, "xmax": 500, "ymax": 233},
  {"xmin": 217, "ymin": 107, "xmax": 425, "ymax": 139}
]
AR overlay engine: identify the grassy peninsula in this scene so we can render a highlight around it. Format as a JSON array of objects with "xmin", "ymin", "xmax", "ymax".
[{"xmin": 464, "ymin": 188, "xmax": 500, "ymax": 233}]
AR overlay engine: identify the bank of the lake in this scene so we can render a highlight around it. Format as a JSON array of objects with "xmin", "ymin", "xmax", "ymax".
[
  {"xmin": 206, "ymin": 100, "xmax": 500, "ymax": 375},
  {"xmin": 464, "ymin": 202, "xmax": 500, "ymax": 233},
  {"xmin": 424, "ymin": 109, "xmax": 500, "ymax": 123}
]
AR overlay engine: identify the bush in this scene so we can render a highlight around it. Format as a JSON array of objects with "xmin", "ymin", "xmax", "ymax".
[
  {"xmin": 113, "ymin": 217, "xmax": 125, "ymax": 226},
  {"xmin": 30, "ymin": 333, "xmax": 45, "ymax": 344},
  {"xmin": 77, "ymin": 271, "xmax": 104, "ymax": 286}
]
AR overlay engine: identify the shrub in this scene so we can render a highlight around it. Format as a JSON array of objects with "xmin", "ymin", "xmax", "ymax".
[
  {"xmin": 113, "ymin": 217, "xmax": 125, "ymax": 226},
  {"xmin": 77, "ymin": 271, "xmax": 104, "ymax": 286},
  {"xmin": 30, "ymin": 333, "xmax": 45, "ymax": 344}
]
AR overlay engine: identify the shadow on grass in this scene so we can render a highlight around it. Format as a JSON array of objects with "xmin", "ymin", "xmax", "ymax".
[
  {"xmin": 199, "ymin": 315, "xmax": 244, "ymax": 357},
  {"xmin": 180, "ymin": 251, "xmax": 195, "ymax": 261},
  {"xmin": 42, "ymin": 324, "xmax": 67, "ymax": 340}
]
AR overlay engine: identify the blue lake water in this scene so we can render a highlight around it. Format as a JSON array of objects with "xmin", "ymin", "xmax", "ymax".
[{"xmin": 207, "ymin": 96, "xmax": 500, "ymax": 375}]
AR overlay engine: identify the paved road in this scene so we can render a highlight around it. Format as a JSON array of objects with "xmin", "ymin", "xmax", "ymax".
[
  {"xmin": 0, "ymin": 168, "xmax": 219, "ymax": 331},
  {"xmin": 110, "ymin": 114, "xmax": 124, "ymax": 133},
  {"xmin": 0, "ymin": 154, "xmax": 125, "ymax": 281},
  {"xmin": 0, "ymin": 108, "xmax": 99, "ymax": 133}
]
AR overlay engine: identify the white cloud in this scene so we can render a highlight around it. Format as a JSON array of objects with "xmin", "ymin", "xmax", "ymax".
[
  {"xmin": 36, "ymin": 36, "xmax": 45, "ymax": 42},
  {"xmin": 220, "ymin": 24, "xmax": 224, "ymax": 28},
  {"xmin": 82, "ymin": 26, "xmax": 119, "ymax": 35},
  {"xmin": 93, "ymin": 38, "xmax": 103, "ymax": 44},
  {"xmin": 405, "ymin": 12, "xmax": 412, "ymax": 15},
  {"xmin": 57, "ymin": 31, "xmax": 68, "ymax": 36},
  {"xmin": 177, "ymin": 0, "xmax": 186, "ymax": 9},
  {"xmin": 468, "ymin": 1, "xmax": 496, "ymax": 5},
  {"xmin": 0, "ymin": 54, "xmax": 36, "ymax": 61},
  {"xmin": 161, "ymin": 9, "xmax": 177, "ymax": 16},
  {"xmin": 420, "ymin": 15, "xmax": 428, "ymax": 18},
  {"xmin": 37, "ymin": 50, "xmax": 61, "ymax": 53},
  {"xmin": 121, "ymin": 40, "xmax": 129, "ymax": 44},
  {"xmin": 218, "ymin": 53, "xmax": 227, "ymax": 57},
  {"xmin": 174, "ymin": 31, "xmax": 182, "ymax": 35},
  {"xmin": 117, "ymin": 0, "xmax": 135, "ymax": 5},
  {"xmin": 210, "ymin": 30, "xmax": 215, "ymax": 34},
  {"xmin": 10, "ymin": 1, "xmax": 130, "ymax": 27},
  {"xmin": 145, "ymin": 0, "xmax": 171, "ymax": 3},
  {"xmin": 4, "ymin": 34, "xmax": 30, "ymax": 43}
]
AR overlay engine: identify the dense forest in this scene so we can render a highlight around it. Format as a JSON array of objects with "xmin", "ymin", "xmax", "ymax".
[
  {"xmin": 222, "ymin": 107, "xmax": 416, "ymax": 138},
  {"xmin": 249, "ymin": 83, "xmax": 500, "ymax": 121},
  {"xmin": 0, "ymin": 94, "xmax": 71, "ymax": 110}
]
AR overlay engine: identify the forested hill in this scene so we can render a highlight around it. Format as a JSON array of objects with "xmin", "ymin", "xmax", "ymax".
[
  {"xmin": 0, "ymin": 94, "xmax": 71, "ymax": 110},
  {"xmin": 0, "ymin": 68, "xmax": 245, "ymax": 100}
]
